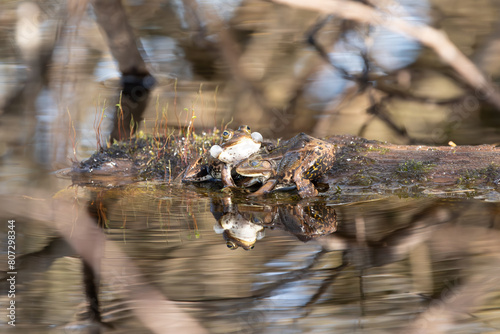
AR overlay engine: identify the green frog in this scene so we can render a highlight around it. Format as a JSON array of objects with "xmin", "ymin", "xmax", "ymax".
[
  {"xmin": 213, "ymin": 211, "xmax": 265, "ymax": 250},
  {"xmin": 211, "ymin": 198, "xmax": 338, "ymax": 250},
  {"xmin": 235, "ymin": 133, "xmax": 335, "ymax": 198},
  {"xmin": 274, "ymin": 203, "xmax": 338, "ymax": 242},
  {"xmin": 182, "ymin": 125, "xmax": 262, "ymax": 185},
  {"xmin": 210, "ymin": 125, "xmax": 263, "ymax": 187}
]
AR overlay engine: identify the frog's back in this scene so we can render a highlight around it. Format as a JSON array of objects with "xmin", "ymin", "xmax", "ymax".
[
  {"xmin": 278, "ymin": 134, "xmax": 334, "ymax": 179},
  {"xmin": 266, "ymin": 133, "xmax": 316, "ymax": 159}
]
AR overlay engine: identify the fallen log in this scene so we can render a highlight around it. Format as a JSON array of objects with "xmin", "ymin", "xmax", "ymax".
[
  {"xmin": 327, "ymin": 135, "xmax": 500, "ymax": 196},
  {"xmin": 69, "ymin": 133, "xmax": 500, "ymax": 198}
]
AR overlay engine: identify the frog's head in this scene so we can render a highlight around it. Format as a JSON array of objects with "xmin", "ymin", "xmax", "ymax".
[
  {"xmin": 235, "ymin": 156, "xmax": 275, "ymax": 179},
  {"xmin": 210, "ymin": 125, "xmax": 262, "ymax": 164},
  {"xmin": 213, "ymin": 212, "xmax": 265, "ymax": 250}
]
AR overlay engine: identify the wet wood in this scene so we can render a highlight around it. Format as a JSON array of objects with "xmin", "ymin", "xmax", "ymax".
[
  {"xmin": 327, "ymin": 135, "xmax": 500, "ymax": 190},
  {"xmin": 72, "ymin": 134, "xmax": 499, "ymax": 196}
]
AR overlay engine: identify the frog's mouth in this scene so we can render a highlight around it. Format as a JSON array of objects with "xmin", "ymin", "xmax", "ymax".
[
  {"xmin": 210, "ymin": 140, "xmax": 262, "ymax": 164},
  {"xmin": 222, "ymin": 230, "xmax": 256, "ymax": 250},
  {"xmin": 209, "ymin": 132, "xmax": 263, "ymax": 163}
]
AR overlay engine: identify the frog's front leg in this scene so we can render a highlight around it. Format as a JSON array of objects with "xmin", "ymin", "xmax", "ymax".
[
  {"xmin": 249, "ymin": 179, "xmax": 278, "ymax": 196},
  {"xmin": 221, "ymin": 164, "xmax": 236, "ymax": 187}
]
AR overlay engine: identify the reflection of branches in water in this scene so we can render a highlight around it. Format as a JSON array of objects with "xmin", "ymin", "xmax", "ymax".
[
  {"xmin": 302, "ymin": 254, "xmax": 349, "ymax": 313},
  {"xmin": 82, "ymin": 260, "xmax": 103, "ymax": 324},
  {"xmin": 0, "ymin": 193, "xmax": 208, "ymax": 334},
  {"xmin": 251, "ymin": 249, "xmax": 337, "ymax": 300},
  {"xmin": 5, "ymin": 187, "xmax": 500, "ymax": 333},
  {"xmin": 0, "ymin": 237, "xmax": 74, "ymax": 292},
  {"xmin": 205, "ymin": 201, "xmax": 458, "ymax": 324},
  {"xmin": 197, "ymin": 248, "xmax": 332, "ymax": 310}
]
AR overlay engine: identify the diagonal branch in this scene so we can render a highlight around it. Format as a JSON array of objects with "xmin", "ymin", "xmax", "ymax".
[{"xmin": 271, "ymin": 0, "xmax": 500, "ymax": 110}]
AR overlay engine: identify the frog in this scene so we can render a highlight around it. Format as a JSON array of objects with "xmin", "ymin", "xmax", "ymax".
[
  {"xmin": 213, "ymin": 211, "xmax": 265, "ymax": 250},
  {"xmin": 211, "ymin": 196, "xmax": 265, "ymax": 250},
  {"xmin": 209, "ymin": 125, "xmax": 263, "ymax": 164},
  {"xmin": 231, "ymin": 158, "xmax": 276, "ymax": 187},
  {"xmin": 235, "ymin": 133, "xmax": 335, "ymax": 198},
  {"xmin": 275, "ymin": 203, "xmax": 338, "ymax": 242},
  {"xmin": 209, "ymin": 125, "xmax": 262, "ymax": 187},
  {"xmin": 182, "ymin": 125, "xmax": 262, "ymax": 185},
  {"xmin": 211, "ymin": 197, "xmax": 338, "ymax": 250}
]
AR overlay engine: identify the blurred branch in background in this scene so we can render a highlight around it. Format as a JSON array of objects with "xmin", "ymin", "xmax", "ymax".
[
  {"xmin": 305, "ymin": 19, "xmax": 416, "ymax": 141},
  {"xmin": 166, "ymin": 0, "xmax": 500, "ymax": 142},
  {"xmin": 272, "ymin": 0, "xmax": 500, "ymax": 111},
  {"xmin": 91, "ymin": 0, "xmax": 156, "ymax": 141},
  {"xmin": 177, "ymin": 0, "xmax": 276, "ymax": 119},
  {"xmin": 1, "ymin": 2, "xmax": 60, "ymax": 116},
  {"xmin": 3, "ymin": 0, "xmax": 500, "ymax": 159}
]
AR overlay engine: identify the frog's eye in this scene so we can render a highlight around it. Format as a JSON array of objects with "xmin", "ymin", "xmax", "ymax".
[
  {"xmin": 247, "ymin": 245, "xmax": 255, "ymax": 250},
  {"xmin": 238, "ymin": 125, "xmax": 251, "ymax": 134},
  {"xmin": 222, "ymin": 130, "xmax": 233, "ymax": 141},
  {"xmin": 226, "ymin": 241, "xmax": 238, "ymax": 250},
  {"xmin": 250, "ymin": 160, "xmax": 260, "ymax": 167}
]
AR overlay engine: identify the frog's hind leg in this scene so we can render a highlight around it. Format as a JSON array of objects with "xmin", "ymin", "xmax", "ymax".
[
  {"xmin": 295, "ymin": 177, "xmax": 318, "ymax": 198},
  {"xmin": 293, "ymin": 150, "xmax": 325, "ymax": 198},
  {"xmin": 249, "ymin": 179, "xmax": 278, "ymax": 196}
]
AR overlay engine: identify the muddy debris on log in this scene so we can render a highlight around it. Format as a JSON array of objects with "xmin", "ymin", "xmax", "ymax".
[{"xmin": 72, "ymin": 132, "xmax": 220, "ymax": 185}]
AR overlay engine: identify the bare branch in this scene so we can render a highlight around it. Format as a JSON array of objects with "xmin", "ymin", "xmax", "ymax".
[
  {"xmin": 0, "ymin": 193, "xmax": 208, "ymax": 334},
  {"xmin": 91, "ymin": 0, "xmax": 149, "ymax": 75},
  {"xmin": 271, "ymin": 0, "xmax": 500, "ymax": 110}
]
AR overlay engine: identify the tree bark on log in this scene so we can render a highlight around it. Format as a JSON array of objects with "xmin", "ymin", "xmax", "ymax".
[{"xmin": 327, "ymin": 135, "xmax": 500, "ymax": 191}]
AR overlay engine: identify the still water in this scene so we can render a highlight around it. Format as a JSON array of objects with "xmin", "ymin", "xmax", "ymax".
[
  {"xmin": 1, "ymin": 177, "xmax": 500, "ymax": 333},
  {"xmin": 1, "ymin": 0, "xmax": 500, "ymax": 333}
]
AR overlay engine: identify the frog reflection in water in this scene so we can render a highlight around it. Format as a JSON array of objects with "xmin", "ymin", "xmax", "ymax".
[
  {"xmin": 182, "ymin": 125, "xmax": 262, "ymax": 185},
  {"xmin": 213, "ymin": 211, "xmax": 265, "ymax": 250},
  {"xmin": 236, "ymin": 133, "xmax": 335, "ymax": 198},
  {"xmin": 212, "ymin": 199, "xmax": 338, "ymax": 250}
]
